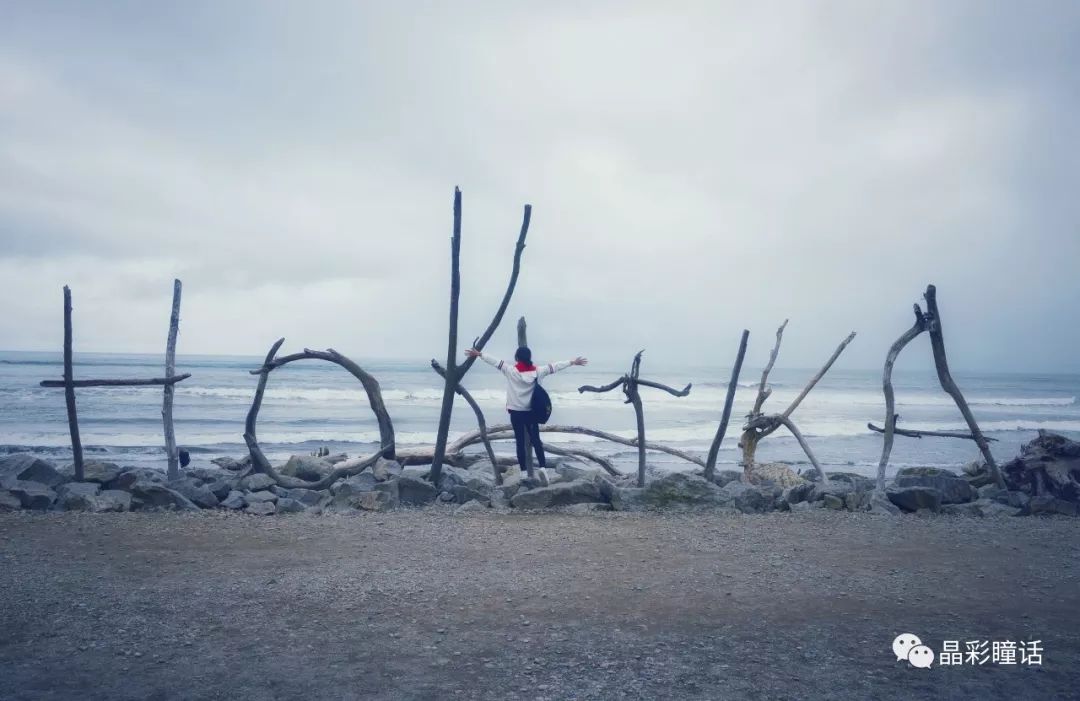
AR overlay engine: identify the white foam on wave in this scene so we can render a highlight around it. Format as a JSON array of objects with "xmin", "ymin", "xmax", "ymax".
[{"xmin": 173, "ymin": 384, "xmax": 1076, "ymax": 410}]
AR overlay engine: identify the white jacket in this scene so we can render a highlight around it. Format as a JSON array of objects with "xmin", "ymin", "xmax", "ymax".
[{"xmin": 481, "ymin": 353, "xmax": 574, "ymax": 411}]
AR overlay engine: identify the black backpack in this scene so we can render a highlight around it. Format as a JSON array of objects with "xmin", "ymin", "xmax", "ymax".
[{"xmin": 531, "ymin": 378, "xmax": 552, "ymax": 424}]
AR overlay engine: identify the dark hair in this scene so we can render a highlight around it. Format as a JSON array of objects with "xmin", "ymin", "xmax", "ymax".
[{"xmin": 514, "ymin": 346, "xmax": 532, "ymax": 365}]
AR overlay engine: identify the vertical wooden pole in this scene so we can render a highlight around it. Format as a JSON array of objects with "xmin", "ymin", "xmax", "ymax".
[
  {"xmin": 705, "ymin": 329, "xmax": 749, "ymax": 481},
  {"xmin": 923, "ymin": 285, "xmax": 1006, "ymax": 489},
  {"xmin": 430, "ymin": 188, "xmax": 462, "ymax": 484},
  {"xmin": 163, "ymin": 279, "xmax": 182, "ymax": 480},
  {"xmin": 629, "ymin": 351, "xmax": 646, "ymax": 487},
  {"xmin": 517, "ymin": 316, "xmax": 534, "ymax": 478},
  {"xmin": 62, "ymin": 286, "xmax": 84, "ymax": 481}
]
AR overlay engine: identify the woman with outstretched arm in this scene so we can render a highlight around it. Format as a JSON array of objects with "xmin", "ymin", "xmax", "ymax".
[{"xmin": 464, "ymin": 346, "xmax": 588, "ymax": 485}]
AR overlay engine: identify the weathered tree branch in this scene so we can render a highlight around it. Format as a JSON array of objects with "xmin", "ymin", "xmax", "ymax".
[
  {"xmin": 772, "ymin": 415, "xmax": 828, "ymax": 483},
  {"xmin": 575, "ymin": 351, "xmax": 690, "ymax": 486},
  {"xmin": 41, "ymin": 374, "xmax": 191, "ymax": 388},
  {"xmin": 705, "ymin": 329, "xmax": 749, "ymax": 481},
  {"xmin": 62, "ymin": 286, "xmax": 84, "ymax": 481},
  {"xmin": 875, "ymin": 304, "xmax": 927, "ymax": 491},
  {"xmin": 163, "ymin": 278, "xmax": 183, "ymax": 480},
  {"xmin": 924, "ymin": 284, "xmax": 1005, "ymax": 489},
  {"xmin": 578, "ymin": 378, "xmax": 627, "ymax": 394},
  {"xmin": 752, "ymin": 319, "xmax": 788, "ymax": 414},
  {"xmin": 250, "ymin": 346, "xmax": 395, "ymax": 459},
  {"xmin": 779, "ymin": 331, "xmax": 857, "ymax": 420},
  {"xmin": 636, "ymin": 379, "xmax": 692, "ymax": 397},
  {"xmin": 432, "ymin": 359, "xmax": 501, "ymax": 485},
  {"xmin": 456, "ymin": 210, "xmax": 532, "ymax": 378},
  {"xmin": 430, "ymin": 188, "xmax": 464, "ymax": 483},
  {"xmin": 244, "ymin": 339, "xmax": 395, "ymax": 488},
  {"xmin": 740, "ymin": 320, "xmax": 788, "ymax": 477},
  {"xmin": 868, "ymin": 422, "xmax": 995, "ymax": 442}
]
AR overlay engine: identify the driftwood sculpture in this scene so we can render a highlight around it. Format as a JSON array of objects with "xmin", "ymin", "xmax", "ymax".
[
  {"xmin": 738, "ymin": 321, "xmax": 855, "ymax": 483},
  {"xmin": 244, "ymin": 338, "xmax": 394, "ymax": 489},
  {"xmin": 579, "ymin": 351, "xmax": 691, "ymax": 487},
  {"xmin": 430, "ymin": 188, "xmax": 532, "ymax": 485},
  {"xmin": 704, "ymin": 329, "xmax": 749, "ymax": 482},
  {"xmin": 40, "ymin": 283, "xmax": 191, "ymax": 481},
  {"xmin": 870, "ymin": 285, "xmax": 1005, "ymax": 491}
]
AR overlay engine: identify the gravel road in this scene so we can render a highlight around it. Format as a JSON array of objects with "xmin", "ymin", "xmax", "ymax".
[{"xmin": 2, "ymin": 508, "xmax": 1078, "ymax": 700}]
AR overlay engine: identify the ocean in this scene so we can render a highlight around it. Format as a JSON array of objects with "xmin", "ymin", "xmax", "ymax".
[{"xmin": 2, "ymin": 350, "xmax": 1078, "ymax": 478}]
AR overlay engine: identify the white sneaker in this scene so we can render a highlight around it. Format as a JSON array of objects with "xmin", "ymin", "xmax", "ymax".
[{"xmin": 536, "ymin": 468, "xmax": 550, "ymax": 487}]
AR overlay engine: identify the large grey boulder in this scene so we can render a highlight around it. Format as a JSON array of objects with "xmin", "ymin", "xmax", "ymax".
[
  {"xmin": 641, "ymin": 473, "xmax": 728, "ymax": 510},
  {"xmin": 372, "ymin": 458, "xmax": 402, "ymax": 482},
  {"xmin": 109, "ymin": 468, "xmax": 167, "ymax": 491},
  {"xmin": 220, "ymin": 491, "xmax": 246, "ymax": 510},
  {"xmin": 450, "ymin": 484, "xmax": 489, "ymax": 504},
  {"xmin": 7, "ymin": 480, "xmax": 57, "ymax": 510},
  {"xmin": 285, "ymin": 487, "xmax": 327, "ymax": 506},
  {"xmin": 330, "ymin": 472, "xmax": 377, "ymax": 496},
  {"xmin": 709, "ymin": 470, "xmax": 743, "ymax": 488},
  {"xmin": 168, "ymin": 478, "xmax": 220, "ymax": 509},
  {"xmin": 280, "ymin": 455, "xmax": 334, "ymax": 481},
  {"xmin": 239, "ymin": 473, "xmax": 276, "ymax": 492},
  {"xmin": 397, "ymin": 474, "xmax": 438, "ymax": 506},
  {"xmin": 867, "ymin": 492, "xmax": 901, "ymax": 516},
  {"xmin": 886, "ymin": 486, "xmax": 942, "ymax": 513},
  {"xmin": 0, "ymin": 490, "xmax": 22, "ymax": 511},
  {"xmin": 893, "ymin": 467, "xmax": 975, "ymax": 504},
  {"xmin": 0, "ymin": 454, "xmax": 64, "ymax": 488},
  {"xmin": 129, "ymin": 483, "xmax": 200, "ymax": 511},
  {"xmin": 809, "ymin": 479, "xmax": 856, "ymax": 503},
  {"xmin": 781, "ymin": 482, "xmax": 815, "ymax": 507},
  {"xmin": 555, "ymin": 462, "xmax": 604, "ymax": 483},
  {"xmin": 275, "ymin": 497, "xmax": 306, "ymax": 514},
  {"xmin": 720, "ymin": 481, "xmax": 773, "ymax": 513},
  {"xmin": 244, "ymin": 490, "xmax": 278, "ymax": 504},
  {"xmin": 56, "ymin": 482, "xmax": 101, "ymax": 511},
  {"xmin": 510, "ymin": 479, "xmax": 604, "ymax": 510}
]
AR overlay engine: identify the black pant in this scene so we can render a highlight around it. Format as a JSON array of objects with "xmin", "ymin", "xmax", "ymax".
[{"xmin": 509, "ymin": 409, "xmax": 545, "ymax": 469}]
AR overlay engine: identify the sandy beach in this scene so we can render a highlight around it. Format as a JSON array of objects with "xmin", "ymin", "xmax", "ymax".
[{"xmin": 2, "ymin": 508, "xmax": 1078, "ymax": 700}]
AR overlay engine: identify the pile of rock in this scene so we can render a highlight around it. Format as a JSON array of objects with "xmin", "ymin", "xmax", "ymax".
[{"xmin": 4, "ymin": 433, "xmax": 1078, "ymax": 518}]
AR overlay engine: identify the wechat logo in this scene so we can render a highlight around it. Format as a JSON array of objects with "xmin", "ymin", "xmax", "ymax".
[{"xmin": 893, "ymin": 634, "xmax": 934, "ymax": 669}]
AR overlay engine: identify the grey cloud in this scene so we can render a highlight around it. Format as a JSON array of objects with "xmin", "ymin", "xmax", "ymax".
[{"xmin": 0, "ymin": 2, "xmax": 1077, "ymax": 372}]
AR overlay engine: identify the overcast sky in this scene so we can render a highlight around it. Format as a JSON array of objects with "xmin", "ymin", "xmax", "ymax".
[{"xmin": 1, "ymin": 1, "xmax": 1078, "ymax": 373}]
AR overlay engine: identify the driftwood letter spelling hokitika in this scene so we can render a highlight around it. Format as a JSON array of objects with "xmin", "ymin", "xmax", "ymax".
[
  {"xmin": 868, "ymin": 285, "xmax": 1005, "ymax": 492},
  {"xmin": 243, "ymin": 339, "xmax": 394, "ymax": 490},
  {"xmin": 40, "ymin": 282, "xmax": 191, "ymax": 481},
  {"xmin": 578, "ymin": 351, "xmax": 692, "ymax": 487},
  {"xmin": 738, "ymin": 321, "xmax": 856, "ymax": 484},
  {"xmin": 429, "ymin": 188, "xmax": 532, "ymax": 486}
]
